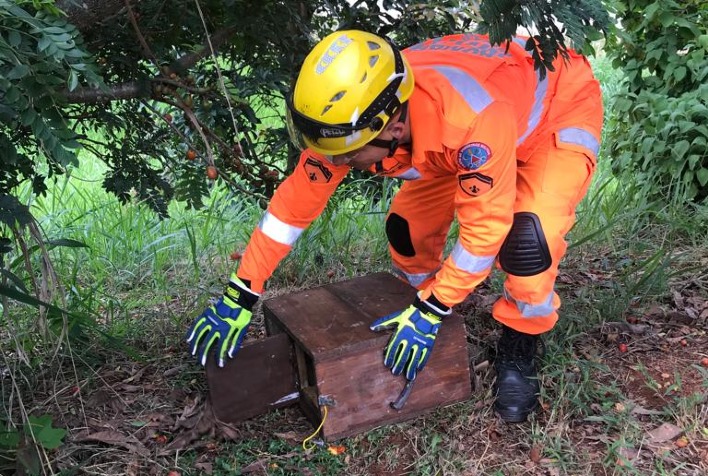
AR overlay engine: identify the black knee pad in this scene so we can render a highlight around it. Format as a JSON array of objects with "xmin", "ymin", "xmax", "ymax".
[
  {"xmin": 499, "ymin": 212, "xmax": 552, "ymax": 276},
  {"xmin": 386, "ymin": 213, "xmax": 415, "ymax": 257}
]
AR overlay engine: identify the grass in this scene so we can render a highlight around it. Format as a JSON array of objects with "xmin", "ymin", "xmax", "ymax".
[{"xmin": 2, "ymin": 55, "xmax": 708, "ymax": 475}]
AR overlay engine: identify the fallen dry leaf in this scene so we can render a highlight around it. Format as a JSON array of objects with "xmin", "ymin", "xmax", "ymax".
[
  {"xmin": 74, "ymin": 430, "xmax": 149, "ymax": 456},
  {"xmin": 646, "ymin": 423, "xmax": 683, "ymax": 444},
  {"xmin": 529, "ymin": 445, "xmax": 543, "ymax": 464},
  {"xmin": 240, "ymin": 459, "xmax": 268, "ymax": 474},
  {"xmin": 274, "ymin": 431, "xmax": 304, "ymax": 445},
  {"xmin": 617, "ymin": 446, "xmax": 640, "ymax": 464}
]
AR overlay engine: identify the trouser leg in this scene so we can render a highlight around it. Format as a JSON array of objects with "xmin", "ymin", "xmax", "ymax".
[
  {"xmin": 493, "ymin": 135, "xmax": 596, "ymax": 334},
  {"xmin": 386, "ymin": 176, "xmax": 457, "ymax": 290}
]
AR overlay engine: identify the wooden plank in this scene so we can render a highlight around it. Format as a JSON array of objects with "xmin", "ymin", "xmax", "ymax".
[
  {"xmin": 313, "ymin": 312, "xmax": 471, "ymax": 440},
  {"xmin": 263, "ymin": 272, "xmax": 415, "ymax": 362},
  {"xmin": 206, "ymin": 333, "xmax": 299, "ymax": 423}
]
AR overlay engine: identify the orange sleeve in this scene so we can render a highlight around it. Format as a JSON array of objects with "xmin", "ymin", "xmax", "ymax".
[
  {"xmin": 422, "ymin": 101, "xmax": 517, "ymax": 306},
  {"xmin": 237, "ymin": 151, "xmax": 349, "ymax": 292}
]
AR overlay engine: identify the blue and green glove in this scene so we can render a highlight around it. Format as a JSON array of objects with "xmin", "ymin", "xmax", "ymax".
[
  {"xmin": 186, "ymin": 274, "xmax": 260, "ymax": 367},
  {"xmin": 370, "ymin": 292, "xmax": 451, "ymax": 381}
]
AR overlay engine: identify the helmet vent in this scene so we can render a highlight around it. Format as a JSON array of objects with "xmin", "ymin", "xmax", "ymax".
[
  {"xmin": 329, "ymin": 91, "xmax": 346, "ymax": 102},
  {"xmin": 321, "ymin": 105, "xmax": 332, "ymax": 115},
  {"xmin": 360, "ymin": 72, "xmax": 367, "ymax": 83},
  {"xmin": 369, "ymin": 55, "xmax": 379, "ymax": 68},
  {"xmin": 367, "ymin": 41, "xmax": 381, "ymax": 51}
]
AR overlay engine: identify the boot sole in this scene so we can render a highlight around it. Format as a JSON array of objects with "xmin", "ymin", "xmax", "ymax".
[{"xmin": 494, "ymin": 401, "xmax": 539, "ymax": 423}]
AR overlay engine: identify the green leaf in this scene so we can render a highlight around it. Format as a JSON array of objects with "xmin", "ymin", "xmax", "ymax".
[
  {"xmin": 7, "ymin": 64, "xmax": 30, "ymax": 79},
  {"xmin": 0, "ymin": 429, "xmax": 20, "ymax": 449},
  {"xmin": 0, "ymin": 195, "xmax": 33, "ymax": 226},
  {"xmin": 8, "ymin": 30, "xmax": 21, "ymax": 48},
  {"xmin": 0, "ymin": 269, "xmax": 29, "ymax": 293},
  {"xmin": 697, "ymin": 168, "xmax": 708, "ymax": 187},
  {"xmin": 672, "ymin": 140, "xmax": 690, "ymax": 160},
  {"xmin": 45, "ymin": 238, "xmax": 89, "ymax": 249},
  {"xmin": 37, "ymin": 35, "xmax": 51, "ymax": 52},
  {"xmin": 25, "ymin": 415, "xmax": 66, "ymax": 450},
  {"xmin": 67, "ymin": 69, "xmax": 78, "ymax": 91}
]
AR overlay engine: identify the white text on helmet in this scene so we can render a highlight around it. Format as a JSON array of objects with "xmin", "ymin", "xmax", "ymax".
[{"xmin": 316, "ymin": 35, "xmax": 353, "ymax": 75}]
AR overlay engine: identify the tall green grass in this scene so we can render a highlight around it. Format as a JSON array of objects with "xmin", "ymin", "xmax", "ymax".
[{"xmin": 6, "ymin": 55, "xmax": 705, "ymax": 354}]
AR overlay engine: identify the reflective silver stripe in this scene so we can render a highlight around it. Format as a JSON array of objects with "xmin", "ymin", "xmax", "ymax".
[
  {"xmin": 395, "ymin": 167, "xmax": 421, "ymax": 180},
  {"xmin": 428, "ymin": 66, "xmax": 493, "ymax": 113},
  {"xmin": 450, "ymin": 241, "xmax": 496, "ymax": 274},
  {"xmin": 509, "ymin": 37, "xmax": 551, "ymax": 146},
  {"xmin": 258, "ymin": 212, "xmax": 304, "ymax": 246},
  {"xmin": 391, "ymin": 265, "xmax": 438, "ymax": 288},
  {"xmin": 559, "ymin": 127, "xmax": 600, "ymax": 156},
  {"xmin": 504, "ymin": 288, "xmax": 556, "ymax": 318},
  {"xmin": 517, "ymin": 69, "xmax": 548, "ymax": 145}
]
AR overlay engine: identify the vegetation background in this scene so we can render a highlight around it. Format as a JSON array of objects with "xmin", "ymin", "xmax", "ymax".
[{"xmin": 0, "ymin": 0, "xmax": 706, "ymax": 475}]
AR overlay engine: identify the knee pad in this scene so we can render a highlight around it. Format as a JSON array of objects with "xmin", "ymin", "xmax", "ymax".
[
  {"xmin": 386, "ymin": 213, "xmax": 415, "ymax": 257},
  {"xmin": 499, "ymin": 212, "xmax": 552, "ymax": 276}
]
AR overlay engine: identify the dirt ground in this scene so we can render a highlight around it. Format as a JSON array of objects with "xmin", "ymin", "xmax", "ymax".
[{"xmin": 14, "ymin": 268, "xmax": 708, "ymax": 476}]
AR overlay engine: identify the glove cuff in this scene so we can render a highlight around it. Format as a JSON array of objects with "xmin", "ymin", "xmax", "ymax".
[
  {"xmin": 225, "ymin": 274, "xmax": 260, "ymax": 310},
  {"xmin": 414, "ymin": 292, "xmax": 451, "ymax": 319}
]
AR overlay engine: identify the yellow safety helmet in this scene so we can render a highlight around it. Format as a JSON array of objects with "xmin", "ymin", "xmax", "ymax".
[{"xmin": 286, "ymin": 30, "xmax": 414, "ymax": 156}]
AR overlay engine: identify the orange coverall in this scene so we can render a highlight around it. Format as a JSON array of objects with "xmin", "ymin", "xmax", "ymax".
[{"xmin": 238, "ymin": 34, "xmax": 603, "ymax": 335}]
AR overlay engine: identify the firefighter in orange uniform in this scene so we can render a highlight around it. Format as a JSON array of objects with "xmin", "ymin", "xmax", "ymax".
[{"xmin": 187, "ymin": 30, "xmax": 603, "ymax": 422}]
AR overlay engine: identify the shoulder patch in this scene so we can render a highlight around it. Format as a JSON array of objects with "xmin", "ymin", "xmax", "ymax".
[
  {"xmin": 457, "ymin": 142, "xmax": 491, "ymax": 170},
  {"xmin": 459, "ymin": 172, "xmax": 493, "ymax": 197},
  {"xmin": 304, "ymin": 157, "xmax": 333, "ymax": 183}
]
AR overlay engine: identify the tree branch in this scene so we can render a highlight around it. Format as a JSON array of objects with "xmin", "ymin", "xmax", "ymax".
[
  {"xmin": 64, "ymin": 25, "xmax": 237, "ymax": 104},
  {"xmin": 64, "ymin": 81, "xmax": 151, "ymax": 104}
]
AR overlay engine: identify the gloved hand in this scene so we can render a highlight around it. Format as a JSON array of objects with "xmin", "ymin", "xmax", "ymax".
[
  {"xmin": 370, "ymin": 292, "xmax": 451, "ymax": 380},
  {"xmin": 186, "ymin": 274, "xmax": 260, "ymax": 367}
]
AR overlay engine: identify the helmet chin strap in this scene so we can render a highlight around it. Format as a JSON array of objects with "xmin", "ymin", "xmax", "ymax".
[{"xmin": 367, "ymin": 102, "xmax": 409, "ymax": 158}]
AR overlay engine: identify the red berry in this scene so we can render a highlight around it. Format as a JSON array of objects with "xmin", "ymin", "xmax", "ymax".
[{"xmin": 618, "ymin": 343, "xmax": 628, "ymax": 353}]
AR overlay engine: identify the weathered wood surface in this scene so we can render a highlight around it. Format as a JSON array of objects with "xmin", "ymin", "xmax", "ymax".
[
  {"xmin": 263, "ymin": 272, "xmax": 472, "ymax": 441},
  {"xmin": 206, "ymin": 333, "xmax": 298, "ymax": 423}
]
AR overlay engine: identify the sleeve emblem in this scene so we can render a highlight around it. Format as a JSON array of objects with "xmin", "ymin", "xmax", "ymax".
[
  {"xmin": 304, "ymin": 157, "xmax": 333, "ymax": 183},
  {"xmin": 458, "ymin": 172, "xmax": 493, "ymax": 197},
  {"xmin": 457, "ymin": 142, "xmax": 491, "ymax": 170}
]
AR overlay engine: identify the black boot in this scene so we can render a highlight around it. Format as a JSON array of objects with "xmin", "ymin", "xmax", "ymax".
[{"xmin": 493, "ymin": 325, "xmax": 541, "ymax": 422}]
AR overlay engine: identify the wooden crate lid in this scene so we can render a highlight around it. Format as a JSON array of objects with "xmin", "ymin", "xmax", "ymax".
[{"xmin": 264, "ymin": 272, "xmax": 427, "ymax": 362}]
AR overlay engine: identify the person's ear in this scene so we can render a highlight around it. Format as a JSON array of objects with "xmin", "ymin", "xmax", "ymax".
[{"xmin": 386, "ymin": 120, "xmax": 405, "ymax": 139}]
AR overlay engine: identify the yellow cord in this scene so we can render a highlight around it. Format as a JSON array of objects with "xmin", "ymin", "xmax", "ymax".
[{"xmin": 302, "ymin": 406, "xmax": 328, "ymax": 451}]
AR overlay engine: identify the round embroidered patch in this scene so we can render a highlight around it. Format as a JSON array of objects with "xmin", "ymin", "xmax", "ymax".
[{"xmin": 457, "ymin": 142, "xmax": 491, "ymax": 170}]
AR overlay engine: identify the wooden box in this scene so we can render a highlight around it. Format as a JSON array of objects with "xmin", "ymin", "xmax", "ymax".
[
  {"xmin": 206, "ymin": 333, "xmax": 298, "ymax": 423},
  {"xmin": 263, "ymin": 272, "xmax": 472, "ymax": 441}
]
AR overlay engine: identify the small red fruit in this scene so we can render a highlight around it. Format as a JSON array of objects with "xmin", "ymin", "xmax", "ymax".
[
  {"xmin": 206, "ymin": 166, "xmax": 218, "ymax": 180},
  {"xmin": 230, "ymin": 251, "xmax": 242, "ymax": 261},
  {"xmin": 164, "ymin": 113, "xmax": 173, "ymax": 123},
  {"xmin": 700, "ymin": 357, "xmax": 708, "ymax": 367},
  {"xmin": 618, "ymin": 343, "xmax": 628, "ymax": 353},
  {"xmin": 186, "ymin": 149, "xmax": 197, "ymax": 161},
  {"xmin": 680, "ymin": 339, "xmax": 687, "ymax": 347}
]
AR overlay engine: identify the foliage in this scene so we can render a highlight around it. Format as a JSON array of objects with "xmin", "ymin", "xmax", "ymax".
[
  {"xmin": 0, "ymin": 414, "xmax": 66, "ymax": 476},
  {"xmin": 0, "ymin": 0, "xmax": 101, "ymax": 219},
  {"xmin": 0, "ymin": 0, "xmax": 612, "ymax": 220},
  {"xmin": 478, "ymin": 0, "xmax": 611, "ymax": 79},
  {"xmin": 604, "ymin": 0, "xmax": 707, "ymax": 204}
]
